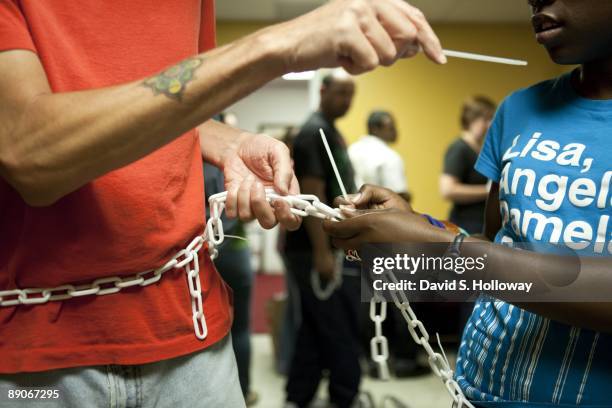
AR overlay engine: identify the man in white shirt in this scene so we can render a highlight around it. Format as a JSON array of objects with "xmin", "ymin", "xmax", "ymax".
[{"xmin": 348, "ymin": 110, "xmax": 410, "ymax": 201}]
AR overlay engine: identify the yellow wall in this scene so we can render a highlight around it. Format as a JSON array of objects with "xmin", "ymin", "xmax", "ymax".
[
  {"xmin": 216, "ymin": 22, "xmax": 266, "ymax": 45},
  {"xmin": 217, "ymin": 22, "xmax": 563, "ymax": 219}
]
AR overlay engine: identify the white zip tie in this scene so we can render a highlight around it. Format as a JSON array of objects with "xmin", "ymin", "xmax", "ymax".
[
  {"xmin": 442, "ymin": 49, "xmax": 528, "ymax": 66},
  {"xmin": 223, "ymin": 234, "xmax": 248, "ymax": 241},
  {"xmin": 437, "ymin": 332, "xmax": 452, "ymax": 371},
  {"xmin": 319, "ymin": 128, "xmax": 350, "ymax": 201}
]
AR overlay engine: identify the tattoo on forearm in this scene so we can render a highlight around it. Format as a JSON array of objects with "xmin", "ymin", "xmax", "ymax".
[{"xmin": 142, "ymin": 57, "xmax": 204, "ymax": 100}]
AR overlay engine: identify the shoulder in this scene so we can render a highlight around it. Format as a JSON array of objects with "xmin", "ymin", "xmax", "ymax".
[
  {"xmin": 295, "ymin": 115, "xmax": 319, "ymax": 139},
  {"xmin": 498, "ymin": 74, "xmax": 567, "ymax": 114},
  {"xmin": 348, "ymin": 136, "xmax": 370, "ymax": 152},
  {"xmin": 383, "ymin": 144, "xmax": 404, "ymax": 163},
  {"xmin": 296, "ymin": 113, "xmax": 327, "ymax": 140},
  {"xmin": 304, "ymin": 112, "xmax": 330, "ymax": 131},
  {"xmin": 446, "ymin": 138, "xmax": 467, "ymax": 154}
]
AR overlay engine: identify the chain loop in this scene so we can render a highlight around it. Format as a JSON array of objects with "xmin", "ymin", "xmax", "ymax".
[
  {"xmin": 20, "ymin": 288, "xmax": 51, "ymax": 305},
  {"xmin": 92, "ymin": 277, "xmax": 122, "ymax": 296},
  {"xmin": 68, "ymin": 285, "xmax": 101, "ymax": 297},
  {"xmin": 369, "ymin": 296, "xmax": 390, "ymax": 380},
  {"xmin": 43, "ymin": 285, "xmax": 76, "ymax": 301}
]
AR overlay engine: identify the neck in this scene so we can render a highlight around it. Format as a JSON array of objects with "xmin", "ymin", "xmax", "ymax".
[
  {"xmin": 574, "ymin": 58, "xmax": 612, "ymax": 99},
  {"xmin": 318, "ymin": 109, "xmax": 336, "ymax": 124},
  {"xmin": 461, "ymin": 131, "xmax": 482, "ymax": 151}
]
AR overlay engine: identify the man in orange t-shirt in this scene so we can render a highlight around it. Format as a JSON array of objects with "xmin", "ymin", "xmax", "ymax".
[{"xmin": 0, "ymin": 0, "xmax": 445, "ymax": 406}]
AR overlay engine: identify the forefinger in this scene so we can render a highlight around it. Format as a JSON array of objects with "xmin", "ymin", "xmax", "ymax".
[
  {"xmin": 386, "ymin": 0, "xmax": 446, "ymax": 64},
  {"xmin": 332, "ymin": 193, "xmax": 359, "ymax": 208}
]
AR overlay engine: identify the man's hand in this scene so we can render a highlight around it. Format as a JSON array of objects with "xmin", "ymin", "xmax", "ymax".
[
  {"xmin": 0, "ymin": 0, "xmax": 442, "ymax": 206},
  {"xmin": 270, "ymin": 0, "xmax": 446, "ymax": 75},
  {"xmin": 221, "ymin": 132, "xmax": 301, "ymax": 231},
  {"xmin": 334, "ymin": 184, "xmax": 413, "ymax": 212}
]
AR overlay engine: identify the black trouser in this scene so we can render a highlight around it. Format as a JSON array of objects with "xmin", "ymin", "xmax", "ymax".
[
  {"xmin": 214, "ymin": 244, "xmax": 253, "ymax": 396},
  {"xmin": 284, "ymin": 252, "xmax": 361, "ymax": 408}
]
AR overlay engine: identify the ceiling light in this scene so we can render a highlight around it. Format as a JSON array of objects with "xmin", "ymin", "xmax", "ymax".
[{"xmin": 282, "ymin": 71, "xmax": 315, "ymax": 81}]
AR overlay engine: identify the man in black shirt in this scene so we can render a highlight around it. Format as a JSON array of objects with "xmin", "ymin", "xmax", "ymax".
[
  {"xmin": 440, "ymin": 96, "xmax": 497, "ymax": 234},
  {"xmin": 283, "ymin": 71, "xmax": 360, "ymax": 408}
]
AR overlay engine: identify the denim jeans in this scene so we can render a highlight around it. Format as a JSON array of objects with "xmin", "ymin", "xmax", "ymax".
[{"xmin": 0, "ymin": 335, "xmax": 245, "ymax": 408}]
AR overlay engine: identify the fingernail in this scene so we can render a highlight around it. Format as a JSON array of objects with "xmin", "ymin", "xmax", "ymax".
[
  {"xmin": 350, "ymin": 193, "xmax": 362, "ymax": 203},
  {"xmin": 339, "ymin": 205, "xmax": 356, "ymax": 212},
  {"xmin": 440, "ymin": 54, "xmax": 448, "ymax": 64}
]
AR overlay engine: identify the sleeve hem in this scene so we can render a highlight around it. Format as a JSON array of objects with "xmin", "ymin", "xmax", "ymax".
[
  {"xmin": 0, "ymin": 45, "xmax": 37, "ymax": 54},
  {"xmin": 474, "ymin": 159, "xmax": 500, "ymax": 182}
]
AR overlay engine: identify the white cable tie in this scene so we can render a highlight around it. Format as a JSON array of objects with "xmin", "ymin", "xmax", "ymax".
[
  {"xmin": 224, "ymin": 234, "xmax": 248, "ymax": 241},
  {"xmin": 442, "ymin": 49, "xmax": 527, "ymax": 66},
  {"xmin": 319, "ymin": 128, "xmax": 349, "ymax": 201}
]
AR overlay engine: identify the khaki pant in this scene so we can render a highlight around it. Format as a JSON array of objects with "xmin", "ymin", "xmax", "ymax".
[{"xmin": 0, "ymin": 335, "xmax": 245, "ymax": 408}]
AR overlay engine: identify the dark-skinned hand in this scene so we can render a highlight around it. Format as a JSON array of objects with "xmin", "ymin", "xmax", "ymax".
[
  {"xmin": 322, "ymin": 207, "xmax": 445, "ymax": 250},
  {"xmin": 334, "ymin": 184, "xmax": 412, "ymax": 212}
]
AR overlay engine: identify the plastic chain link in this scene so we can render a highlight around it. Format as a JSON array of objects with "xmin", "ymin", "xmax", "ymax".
[{"xmin": 0, "ymin": 188, "xmax": 473, "ymax": 407}]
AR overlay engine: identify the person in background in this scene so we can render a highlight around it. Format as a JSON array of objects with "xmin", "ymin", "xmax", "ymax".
[
  {"xmin": 349, "ymin": 110, "xmax": 410, "ymax": 202},
  {"xmin": 283, "ymin": 70, "xmax": 361, "ymax": 408},
  {"xmin": 205, "ymin": 113, "xmax": 258, "ymax": 406},
  {"xmin": 282, "ymin": 125, "xmax": 300, "ymax": 158},
  {"xmin": 440, "ymin": 96, "xmax": 496, "ymax": 234}
]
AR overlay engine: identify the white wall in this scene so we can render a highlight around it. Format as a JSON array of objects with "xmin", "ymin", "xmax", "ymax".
[{"xmin": 228, "ymin": 78, "xmax": 311, "ymax": 135}]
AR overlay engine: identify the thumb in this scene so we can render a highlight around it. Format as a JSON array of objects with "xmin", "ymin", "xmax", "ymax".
[{"xmin": 322, "ymin": 217, "xmax": 360, "ymax": 239}]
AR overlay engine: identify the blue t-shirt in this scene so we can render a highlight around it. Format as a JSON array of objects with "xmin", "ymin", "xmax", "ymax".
[{"xmin": 456, "ymin": 72, "xmax": 612, "ymax": 407}]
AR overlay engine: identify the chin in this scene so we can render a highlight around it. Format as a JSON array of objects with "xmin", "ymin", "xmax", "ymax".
[{"xmin": 546, "ymin": 45, "xmax": 588, "ymax": 65}]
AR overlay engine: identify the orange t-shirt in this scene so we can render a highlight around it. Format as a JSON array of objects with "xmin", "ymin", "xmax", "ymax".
[{"xmin": 0, "ymin": 0, "xmax": 232, "ymax": 373}]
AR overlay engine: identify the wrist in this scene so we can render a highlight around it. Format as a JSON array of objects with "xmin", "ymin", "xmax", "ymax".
[
  {"xmin": 249, "ymin": 26, "xmax": 292, "ymax": 77},
  {"xmin": 420, "ymin": 214, "xmax": 459, "ymax": 243},
  {"xmin": 415, "ymin": 224, "xmax": 455, "ymax": 244},
  {"xmin": 218, "ymin": 131, "xmax": 248, "ymax": 166},
  {"xmin": 200, "ymin": 120, "xmax": 249, "ymax": 168}
]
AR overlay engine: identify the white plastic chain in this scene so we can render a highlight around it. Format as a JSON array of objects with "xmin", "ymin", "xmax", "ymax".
[
  {"xmin": 0, "ymin": 234, "xmax": 209, "ymax": 339},
  {"xmin": 370, "ymin": 293, "xmax": 391, "ymax": 380},
  {"xmin": 0, "ymin": 188, "xmax": 340, "ymax": 340},
  {"xmin": 0, "ymin": 188, "xmax": 472, "ymax": 407},
  {"xmin": 354, "ymin": 249, "xmax": 475, "ymax": 408}
]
